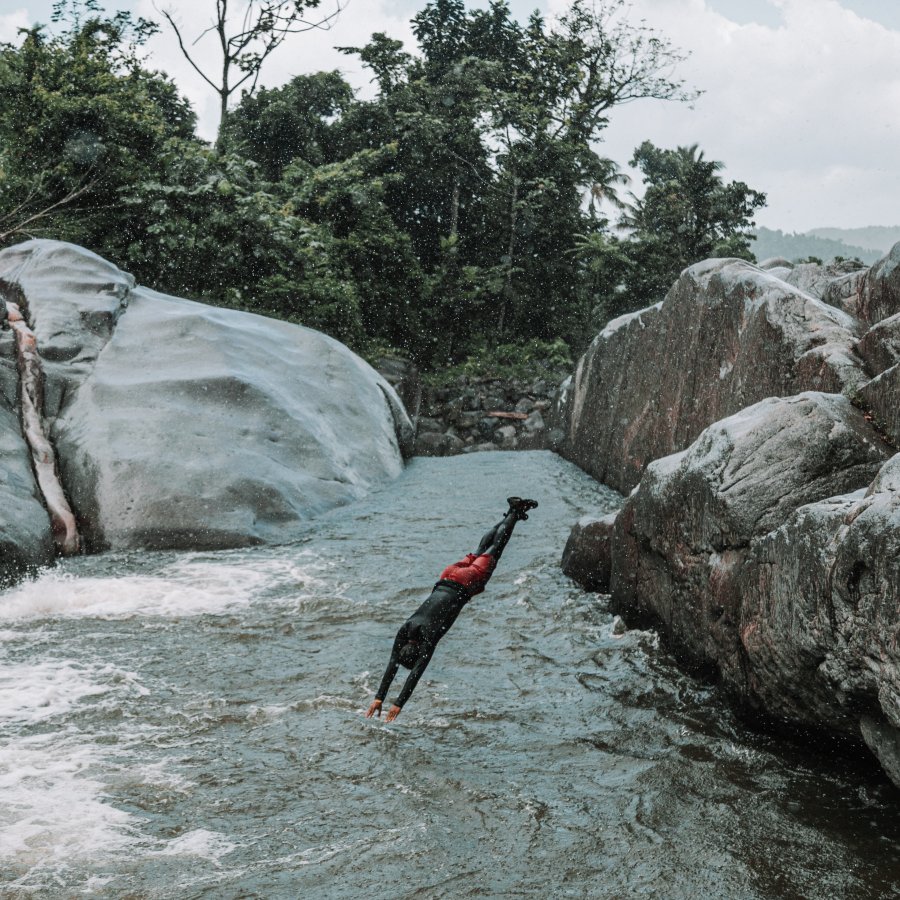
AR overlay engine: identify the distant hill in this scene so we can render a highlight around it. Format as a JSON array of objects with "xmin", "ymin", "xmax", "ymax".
[
  {"xmin": 750, "ymin": 227, "xmax": 881, "ymax": 266},
  {"xmin": 807, "ymin": 226, "xmax": 900, "ymax": 254}
]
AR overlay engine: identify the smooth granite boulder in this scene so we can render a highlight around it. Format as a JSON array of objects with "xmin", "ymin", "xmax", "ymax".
[
  {"xmin": 0, "ymin": 286, "xmax": 55, "ymax": 580},
  {"xmin": 609, "ymin": 392, "xmax": 891, "ymax": 679},
  {"xmin": 554, "ymin": 259, "xmax": 868, "ymax": 493},
  {"xmin": 0, "ymin": 240, "xmax": 413, "ymax": 555},
  {"xmin": 0, "ymin": 240, "xmax": 133, "ymax": 418}
]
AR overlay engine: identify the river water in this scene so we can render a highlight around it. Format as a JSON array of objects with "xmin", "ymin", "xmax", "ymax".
[{"xmin": 1, "ymin": 451, "xmax": 898, "ymax": 898}]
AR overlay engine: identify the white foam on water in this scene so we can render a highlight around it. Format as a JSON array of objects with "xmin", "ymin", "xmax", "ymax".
[
  {"xmin": 155, "ymin": 828, "xmax": 237, "ymax": 863},
  {"xmin": 0, "ymin": 730, "xmax": 138, "ymax": 871},
  {"xmin": 0, "ymin": 659, "xmax": 153, "ymax": 881},
  {"xmin": 0, "ymin": 661, "xmax": 110, "ymax": 724},
  {"xmin": 0, "ymin": 551, "xmax": 334, "ymax": 622}
]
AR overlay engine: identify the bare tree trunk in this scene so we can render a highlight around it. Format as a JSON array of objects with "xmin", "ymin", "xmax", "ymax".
[
  {"xmin": 498, "ymin": 176, "xmax": 518, "ymax": 340},
  {"xmin": 449, "ymin": 180, "xmax": 460, "ymax": 238}
]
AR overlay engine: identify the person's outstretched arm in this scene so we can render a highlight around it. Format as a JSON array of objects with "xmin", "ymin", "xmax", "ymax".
[
  {"xmin": 386, "ymin": 645, "xmax": 435, "ymax": 721},
  {"xmin": 366, "ymin": 631, "xmax": 404, "ymax": 718}
]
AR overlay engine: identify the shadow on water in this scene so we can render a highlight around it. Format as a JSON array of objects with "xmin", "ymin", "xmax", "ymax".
[{"xmin": 1, "ymin": 451, "xmax": 898, "ymax": 898}]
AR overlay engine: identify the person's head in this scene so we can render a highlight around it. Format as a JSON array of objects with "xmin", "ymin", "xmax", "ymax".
[{"xmin": 398, "ymin": 640, "xmax": 421, "ymax": 669}]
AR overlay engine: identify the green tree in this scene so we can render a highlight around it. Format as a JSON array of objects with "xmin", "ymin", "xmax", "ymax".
[
  {"xmin": 0, "ymin": 3, "xmax": 197, "ymax": 250},
  {"xmin": 341, "ymin": 0, "xmax": 696, "ymax": 360},
  {"xmin": 116, "ymin": 144, "xmax": 366, "ymax": 346},
  {"xmin": 620, "ymin": 141, "xmax": 767, "ymax": 306},
  {"xmin": 222, "ymin": 70, "xmax": 354, "ymax": 179},
  {"xmin": 282, "ymin": 147, "xmax": 426, "ymax": 355}
]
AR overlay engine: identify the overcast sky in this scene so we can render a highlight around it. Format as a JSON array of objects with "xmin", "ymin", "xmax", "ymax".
[{"xmin": 1, "ymin": 0, "xmax": 898, "ymax": 232}]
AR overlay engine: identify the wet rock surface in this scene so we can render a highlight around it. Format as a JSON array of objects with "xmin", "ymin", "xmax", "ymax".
[
  {"xmin": 608, "ymin": 393, "xmax": 891, "ymax": 680},
  {"xmin": 553, "ymin": 258, "xmax": 867, "ymax": 494},
  {"xmin": 0, "ymin": 239, "xmax": 412, "ymax": 560},
  {"xmin": 560, "ymin": 511, "xmax": 617, "ymax": 592},
  {"xmin": 559, "ymin": 242, "xmax": 900, "ymax": 788},
  {"xmin": 0, "ymin": 399, "xmax": 54, "ymax": 582},
  {"xmin": 855, "ymin": 312, "xmax": 900, "ymax": 377}
]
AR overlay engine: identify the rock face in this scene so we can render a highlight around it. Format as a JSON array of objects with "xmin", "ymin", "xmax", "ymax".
[
  {"xmin": 609, "ymin": 393, "xmax": 891, "ymax": 679},
  {"xmin": 735, "ymin": 455, "xmax": 900, "ymax": 757},
  {"xmin": 560, "ymin": 512, "xmax": 616, "ymax": 592},
  {"xmin": 860, "ymin": 364, "xmax": 900, "ymax": 448},
  {"xmin": 859, "ymin": 242, "xmax": 900, "ymax": 325},
  {"xmin": 554, "ymin": 258, "xmax": 867, "ymax": 494},
  {"xmin": 560, "ymin": 242, "xmax": 900, "ymax": 787},
  {"xmin": 0, "ymin": 239, "xmax": 412, "ymax": 559},
  {"xmin": 0, "ymin": 401, "xmax": 54, "ymax": 583},
  {"xmin": 855, "ymin": 311, "xmax": 900, "ymax": 377}
]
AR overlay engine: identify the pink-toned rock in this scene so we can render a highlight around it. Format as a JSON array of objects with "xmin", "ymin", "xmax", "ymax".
[
  {"xmin": 555, "ymin": 259, "xmax": 868, "ymax": 493},
  {"xmin": 609, "ymin": 392, "xmax": 891, "ymax": 679},
  {"xmin": 607, "ymin": 391, "xmax": 899, "ymax": 784},
  {"xmin": 739, "ymin": 454, "xmax": 900, "ymax": 784}
]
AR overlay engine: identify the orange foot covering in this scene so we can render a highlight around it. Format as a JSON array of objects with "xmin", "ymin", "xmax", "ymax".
[{"xmin": 5, "ymin": 300, "xmax": 81, "ymax": 555}]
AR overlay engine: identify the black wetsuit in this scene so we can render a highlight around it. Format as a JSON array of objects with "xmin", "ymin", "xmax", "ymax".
[{"xmin": 375, "ymin": 507, "xmax": 521, "ymax": 710}]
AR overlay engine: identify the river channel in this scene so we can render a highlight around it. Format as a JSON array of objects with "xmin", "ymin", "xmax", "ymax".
[{"xmin": 1, "ymin": 451, "xmax": 898, "ymax": 898}]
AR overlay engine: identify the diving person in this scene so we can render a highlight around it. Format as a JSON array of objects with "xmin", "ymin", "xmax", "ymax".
[{"xmin": 365, "ymin": 496, "xmax": 538, "ymax": 722}]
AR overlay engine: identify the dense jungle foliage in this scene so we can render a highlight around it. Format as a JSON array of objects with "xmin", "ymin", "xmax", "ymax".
[{"xmin": 0, "ymin": 0, "xmax": 766, "ymax": 368}]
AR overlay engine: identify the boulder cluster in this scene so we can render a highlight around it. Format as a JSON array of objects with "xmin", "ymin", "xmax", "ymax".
[
  {"xmin": 557, "ymin": 250, "xmax": 899, "ymax": 788},
  {"xmin": 0, "ymin": 240, "xmax": 412, "ymax": 582},
  {"xmin": 412, "ymin": 374, "xmax": 564, "ymax": 456}
]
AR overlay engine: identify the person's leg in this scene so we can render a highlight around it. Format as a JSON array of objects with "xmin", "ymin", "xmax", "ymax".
[
  {"xmin": 476, "ymin": 498, "xmax": 538, "ymax": 561},
  {"xmin": 480, "ymin": 510, "xmax": 519, "ymax": 561}
]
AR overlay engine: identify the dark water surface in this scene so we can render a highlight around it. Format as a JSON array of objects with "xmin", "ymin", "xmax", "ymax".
[{"xmin": 1, "ymin": 451, "xmax": 898, "ymax": 898}]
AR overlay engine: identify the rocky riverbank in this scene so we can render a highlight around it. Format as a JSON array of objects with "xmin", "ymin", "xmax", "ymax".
[
  {"xmin": 374, "ymin": 354, "xmax": 568, "ymax": 456},
  {"xmin": 556, "ymin": 248, "xmax": 900, "ymax": 789}
]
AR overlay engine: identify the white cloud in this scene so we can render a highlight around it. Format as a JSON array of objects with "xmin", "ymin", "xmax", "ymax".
[
  {"xmin": 0, "ymin": 9, "xmax": 29, "ymax": 42},
  {"xmin": 544, "ymin": 0, "xmax": 900, "ymax": 230}
]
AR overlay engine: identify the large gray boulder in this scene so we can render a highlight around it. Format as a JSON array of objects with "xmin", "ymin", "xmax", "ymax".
[
  {"xmin": 560, "ymin": 512, "xmax": 616, "ymax": 592},
  {"xmin": 554, "ymin": 258, "xmax": 867, "ymax": 493},
  {"xmin": 780, "ymin": 259, "xmax": 868, "ymax": 305},
  {"xmin": 0, "ymin": 287, "xmax": 55, "ymax": 580},
  {"xmin": 859, "ymin": 242, "xmax": 900, "ymax": 325},
  {"xmin": 738, "ymin": 454, "xmax": 900, "ymax": 780},
  {"xmin": 0, "ymin": 240, "xmax": 413, "ymax": 555},
  {"xmin": 0, "ymin": 240, "xmax": 133, "ymax": 418},
  {"xmin": 607, "ymin": 393, "xmax": 896, "ymax": 781},
  {"xmin": 855, "ymin": 311, "xmax": 900, "ymax": 377}
]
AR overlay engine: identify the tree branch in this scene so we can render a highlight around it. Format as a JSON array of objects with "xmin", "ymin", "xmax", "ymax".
[{"xmin": 157, "ymin": 6, "xmax": 222, "ymax": 93}]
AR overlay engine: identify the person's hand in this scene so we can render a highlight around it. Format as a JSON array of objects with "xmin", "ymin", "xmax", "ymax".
[
  {"xmin": 365, "ymin": 699, "xmax": 382, "ymax": 718},
  {"xmin": 385, "ymin": 704, "xmax": 402, "ymax": 722}
]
